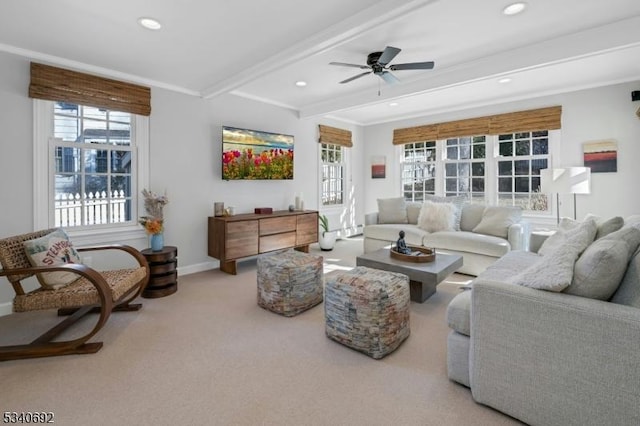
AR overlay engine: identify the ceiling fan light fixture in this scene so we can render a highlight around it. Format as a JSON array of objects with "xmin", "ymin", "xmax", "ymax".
[
  {"xmin": 295, "ymin": 81, "xmax": 307, "ymax": 87},
  {"xmin": 502, "ymin": 2, "xmax": 527, "ymax": 16},
  {"xmin": 138, "ymin": 17, "xmax": 162, "ymax": 30}
]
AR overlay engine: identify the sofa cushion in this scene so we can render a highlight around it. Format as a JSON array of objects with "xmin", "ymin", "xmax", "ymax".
[
  {"xmin": 377, "ymin": 197, "xmax": 408, "ymax": 224},
  {"xmin": 566, "ymin": 226, "xmax": 640, "ymax": 300},
  {"xmin": 363, "ymin": 224, "xmax": 429, "ymax": 247},
  {"xmin": 625, "ymin": 215, "xmax": 640, "ymax": 228},
  {"xmin": 476, "ymin": 250, "xmax": 540, "ymax": 283},
  {"xmin": 417, "ymin": 201, "xmax": 456, "ymax": 232},
  {"xmin": 423, "ymin": 231, "xmax": 510, "ymax": 258},
  {"xmin": 406, "ymin": 202, "xmax": 422, "ymax": 225},
  {"xmin": 423, "ymin": 194, "xmax": 466, "ymax": 230},
  {"xmin": 584, "ymin": 214, "xmax": 624, "ymax": 239},
  {"xmin": 472, "ymin": 206, "xmax": 522, "ymax": 239},
  {"xmin": 460, "ymin": 203, "xmax": 485, "ymax": 232},
  {"xmin": 447, "ymin": 290, "xmax": 471, "ymax": 336}
]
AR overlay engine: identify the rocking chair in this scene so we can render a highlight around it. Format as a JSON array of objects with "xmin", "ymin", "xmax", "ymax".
[{"xmin": 0, "ymin": 228, "xmax": 150, "ymax": 361}]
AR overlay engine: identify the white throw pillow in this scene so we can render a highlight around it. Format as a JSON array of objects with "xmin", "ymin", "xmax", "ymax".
[
  {"xmin": 472, "ymin": 206, "xmax": 522, "ymax": 238},
  {"xmin": 23, "ymin": 228, "xmax": 83, "ymax": 290},
  {"xmin": 513, "ymin": 242, "xmax": 583, "ymax": 292},
  {"xmin": 423, "ymin": 195, "xmax": 466, "ymax": 230},
  {"xmin": 539, "ymin": 218, "xmax": 597, "ymax": 256},
  {"xmin": 377, "ymin": 197, "xmax": 408, "ymax": 224},
  {"xmin": 417, "ymin": 201, "xmax": 456, "ymax": 233},
  {"xmin": 406, "ymin": 202, "xmax": 422, "ymax": 225}
]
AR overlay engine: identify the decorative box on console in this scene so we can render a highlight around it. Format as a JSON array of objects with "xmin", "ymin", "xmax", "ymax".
[{"xmin": 254, "ymin": 207, "xmax": 273, "ymax": 214}]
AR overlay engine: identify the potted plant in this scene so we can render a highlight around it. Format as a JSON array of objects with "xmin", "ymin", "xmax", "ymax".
[{"xmin": 318, "ymin": 214, "xmax": 337, "ymax": 251}]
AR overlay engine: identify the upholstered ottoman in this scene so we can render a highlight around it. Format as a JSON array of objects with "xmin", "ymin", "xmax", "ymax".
[
  {"xmin": 324, "ymin": 266, "xmax": 410, "ymax": 359},
  {"xmin": 257, "ymin": 249, "xmax": 323, "ymax": 317}
]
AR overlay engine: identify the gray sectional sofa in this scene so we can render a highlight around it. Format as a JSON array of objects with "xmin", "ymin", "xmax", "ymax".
[
  {"xmin": 446, "ymin": 215, "xmax": 640, "ymax": 426},
  {"xmin": 364, "ymin": 197, "xmax": 528, "ymax": 276}
]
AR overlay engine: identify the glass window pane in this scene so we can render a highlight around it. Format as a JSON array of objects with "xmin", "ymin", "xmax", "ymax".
[
  {"xmin": 532, "ymin": 130, "xmax": 548, "ymax": 138},
  {"xmin": 55, "ymin": 174, "xmax": 81, "ymax": 195},
  {"xmin": 84, "ymin": 149, "xmax": 108, "ymax": 173},
  {"xmin": 446, "ymin": 139, "xmax": 458, "ymax": 146},
  {"xmin": 445, "ymin": 163, "xmax": 457, "ymax": 176},
  {"xmin": 85, "ymin": 175, "xmax": 108, "ymax": 195},
  {"xmin": 472, "ymin": 162, "xmax": 484, "ymax": 176},
  {"xmin": 56, "ymin": 147, "xmax": 81, "ymax": 173},
  {"xmin": 498, "ymin": 161, "xmax": 512, "ymax": 176},
  {"xmin": 532, "ymin": 139, "xmax": 548, "ymax": 155},
  {"xmin": 499, "ymin": 177, "xmax": 512, "ymax": 192},
  {"xmin": 514, "ymin": 160, "xmax": 529, "ymax": 175},
  {"xmin": 515, "ymin": 132, "xmax": 530, "ymax": 139},
  {"xmin": 498, "ymin": 134, "xmax": 513, "ymax": 141},
  {"xmin": 426, "ymin": 148, "xmax": 436, "ymax": 161},
  {"xmin": 531, "ymin": 159, "xmax": 548, "ymax": 175},
  {"xmin": 447, "ymin": 146, "xmax": 458, "ymax": 160},
  {"xmin": 109, "ymin": 111, "xmax": 130, "ymax": 124},
  {"xmin": 472, "ymin": 178, "xmax": 484, "ymax": 192},
  {"xmin": 458, "ymin": 162, "xmax": 470, "ymax": 177},
  {"xmin": 425, "ymin": 179, "xmax": 435, "ymax": 191},
  {"xmin": 499, "ymin": 142, "xmax": 513, "ymax": 157},
  {"xmin": 111, "ymin": 151, "xmax": 132, "ymax": 173},
  {"xmin": 515, "ymin": 140, "xmax": 530, "ymax": 156},
  {"xmin": 515, "ymin": 177, "xmax": 530, "ymax": 192},
  {"xmin": 446, "ymin": 178, "xmax": 457, "ymax": 192},
  {"xmin": 531, "ymin": 177, "xmax": 541, "ymax": 192},
  {"xmin": 458, "ymin": 178, "xmax": 469, "ymax": 192},
  {"xmin": 111, "ymin": 175, "xmax": 131, "ymax": 196},
  {"xmin": 472, "ymin": 143, "xmax": 485, "ymax": 159}
]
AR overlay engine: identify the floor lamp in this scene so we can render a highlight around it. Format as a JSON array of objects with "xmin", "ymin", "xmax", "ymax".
[{"xmin": 540, "ymin": 167, "xmax": 591, "ymax": 223}]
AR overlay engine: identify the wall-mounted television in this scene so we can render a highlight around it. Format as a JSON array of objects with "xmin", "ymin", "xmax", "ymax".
[{"xmin": 222, "ymin": 126, "xmax": 294, "ymax": 180}]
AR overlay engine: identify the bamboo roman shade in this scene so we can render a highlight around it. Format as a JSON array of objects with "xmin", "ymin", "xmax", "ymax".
[
  {"xmin": 392, "ymin": 106, "xmax": 561, "ymax": 145},
  {"xmin": 29, "ymin": 62, "xmax": 151, "ymax": 116},
  {"xmin": 318, "ymin": 124, "xmax": 353, "ymax": 147}
]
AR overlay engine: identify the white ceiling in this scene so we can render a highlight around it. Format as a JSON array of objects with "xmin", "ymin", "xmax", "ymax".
[{"xmin": 1, "ymin": 0, "xmax": 640, "ymax": 125}]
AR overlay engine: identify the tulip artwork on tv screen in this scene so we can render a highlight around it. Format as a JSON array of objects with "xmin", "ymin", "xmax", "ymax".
[{"xmin": 222, "ymin": 126, "xmax": 294, "ymax": 180}]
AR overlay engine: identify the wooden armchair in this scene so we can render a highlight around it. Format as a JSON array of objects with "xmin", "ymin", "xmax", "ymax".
[{"xmin": 0, "ymin": 228, "xmax": 150, "ymax": 361}]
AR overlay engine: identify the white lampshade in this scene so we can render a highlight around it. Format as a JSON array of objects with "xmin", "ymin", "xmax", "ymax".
[{"xmin": 540, "ymin": 167, "xmax": 591, "ymax": 195}]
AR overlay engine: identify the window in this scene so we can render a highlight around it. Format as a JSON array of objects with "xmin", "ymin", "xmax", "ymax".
[
  {"xmin": 320, "ymin": 143, "xmax": 344, "ymax": 205},
  {"xmin": 34, "ymin": 100, "xmax": 149, "ymax": 239},
  {"xmin": 443, "ymin": 136, "xmax": 486, "ymax": 203},
  {"xmin": 401, "ymin": 141, "xmax": 436, "ymax": 201},
  {"xmin": 497, "ymin": 131, "xmax": 549, "ymax": 211},
  {"xmin": 52, "ymin": 103, "xmax": 134, "ymax": 227}
]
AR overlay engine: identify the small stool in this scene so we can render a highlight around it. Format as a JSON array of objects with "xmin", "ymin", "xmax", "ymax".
[
  {"xmin": 257, "ymin": 249, "xmax": 323, "ymax": 317},
  {"xmin": 324, "ymin": 266, "xmax": 410, "ymax": 359}
]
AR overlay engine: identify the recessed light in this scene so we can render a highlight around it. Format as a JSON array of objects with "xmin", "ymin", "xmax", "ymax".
[
  {"xmin": 502, "ymin": 2, "xmax": 527, "ymax": 16},
  {"xmin": 498, "ymin": 77, "xmax": 512, "ymax": 84},
  {"xmin": 389, "ymin": 102, "xmax": 399, "ymax": 107},
  {"xmin": 138, "ymin": 17, "xmax": 162, "ymax": 30},
  {"xmin": 295, "ymin": 81, "xmax": 307, "ymax": 87}
]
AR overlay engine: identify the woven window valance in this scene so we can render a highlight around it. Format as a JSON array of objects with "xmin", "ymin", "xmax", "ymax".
[
  {"xmin": 29, "ymin": 62, "xmax": 151, "ymax": 116},
  {"xmin": 392, "ymin": 106, "xmax": 561, "ymax": 145},
  {"xmin": 318, "ymin": 124, "xmax": 353, "ymax": 147}
]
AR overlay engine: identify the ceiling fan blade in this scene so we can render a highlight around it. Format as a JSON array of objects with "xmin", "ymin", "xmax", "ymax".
[
  {"xmin": 377, "ymin": 46, "xmax": 401, "ymax": 66},
  {"xmin": 329, "ymin": 62, "xmax": 370, "ymax": 69},
  {"xmin": 378, "ymin": 71, "xmax": 400, "ymax": 85},
  {"xmin": 389, "ymin": 61, "xmax": 435, "ymax": 71},
  {"xmin": 339, "ymin": 71, "xmax": 372, "ymax": 84}
]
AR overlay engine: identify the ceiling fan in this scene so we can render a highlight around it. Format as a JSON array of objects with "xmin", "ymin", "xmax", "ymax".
[{"xmin": 329, "ymin": 46, "xmax": 435, "ymax": 84}]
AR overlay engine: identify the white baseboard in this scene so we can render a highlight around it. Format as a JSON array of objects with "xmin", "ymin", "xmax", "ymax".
[
  {"xmin": 177, "ymin": 260, "xmax": 219, "ymax": 276},
  {"xmin": 0, "ymin": 302, "xmax": 13, "ymax": 317}
]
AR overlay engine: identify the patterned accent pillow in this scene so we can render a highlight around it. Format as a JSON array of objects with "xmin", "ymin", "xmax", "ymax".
[{"xmin": 23, "ymin": 228, "xmax": 82, "ymax": 289}]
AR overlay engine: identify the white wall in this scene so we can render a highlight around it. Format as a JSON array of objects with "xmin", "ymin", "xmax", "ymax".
[
  {"xmin": 362, "ymin": 81, "xmax": 640, "ymax": 225},
  {"xmin": 0, "ymin": 50, "xmax": 365, "ymax": 309}
]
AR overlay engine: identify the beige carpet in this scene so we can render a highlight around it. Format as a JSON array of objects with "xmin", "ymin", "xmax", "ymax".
[{"xmin": 0, "ymin": 238, "xmax": 522, "ymax": 426}]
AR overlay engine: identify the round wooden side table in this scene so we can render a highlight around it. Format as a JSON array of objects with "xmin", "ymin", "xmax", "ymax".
[{"xmin": 141, "ymin": 246, "xmax": 178, "ymax": 298}]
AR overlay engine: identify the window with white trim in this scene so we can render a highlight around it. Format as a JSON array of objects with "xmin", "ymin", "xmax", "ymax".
[
  {"xmin": 401, "ymin": 141, "xmax": 436, "ymax": 201},
  {"xmin": 34, "ymin": 100, "xmax": 149, "ymax": 238},
  {"xmin": 443, "ymin": 136, "xmax": 486, "ymax": 203},
  {"xmin": 52, "ymin": 103, "xmax": 135, "ymax": 227},
  {"xmin": 320, "ymin": 143, "xmax": 344, "ymax": 206},
  {"xmin": 497, "ymin": 131, "xmax": 549, "ymax": 211}
]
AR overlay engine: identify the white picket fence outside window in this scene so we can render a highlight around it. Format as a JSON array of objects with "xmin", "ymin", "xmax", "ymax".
[{"xmin": 55, "ymin": 190, "xmax": 129, "ymax": 227}]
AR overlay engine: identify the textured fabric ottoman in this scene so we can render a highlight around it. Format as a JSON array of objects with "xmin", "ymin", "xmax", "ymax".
[
  {"xmin": 324, "ymin": 266, "xmax": 410, "ymax": 359},
  {"xmin": 257, "ymin": 249, "xmax": 323, "ymax": 317}
]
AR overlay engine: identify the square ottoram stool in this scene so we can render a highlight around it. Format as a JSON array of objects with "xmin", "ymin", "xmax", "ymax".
[
  {"xmin": 257, "ymin": 249, "xmax": 323, "ymax": 317},
  {"xmin": 324, "ymin": 266, "xmax": 410, "ymax": 359}
]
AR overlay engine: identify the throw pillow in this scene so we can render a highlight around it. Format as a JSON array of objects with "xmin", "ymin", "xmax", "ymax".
[
  {"xmin": 459, "ymin": 203, "xmax": 485, "ymax": 232},
  {"xmin": 423, "ymin": 195, "xmax": 467, "ymax": 230},
  {"xmin": 538, "ymin": 218, "xmax": 597, "ymax": 257},
  {"xmin": 377, "ymin": 197, "xmax": 408, "ymax": 224},
  {"xmin": 512, "ymin": 242, "xmax": 583, "ymax": 292},
  {"xmin": 23, "ymin": 228, "xmax": 82, "ymax": 290},
  {"xmin": 472, "ymin": 206, "xmax": 522, "ymax": 239},
  {"xmin": 417, "ymin": 201, "xmax": 456, "ymax": 233},
  {"xmin": 584, "ymin": 214, "xmax": 624, "ymax": 239},
  {"xmin": 566, "ymin": 239, "xmax": 633, "ymax": 300},
  {"xmin": 406, "ymin": 202, "xmax": 422, "ymax": 225}
]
